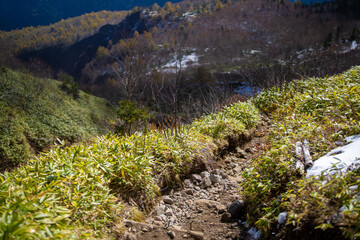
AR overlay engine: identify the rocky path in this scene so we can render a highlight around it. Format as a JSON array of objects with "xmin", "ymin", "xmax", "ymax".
[{"xmin": 122, "ymin": 117, "xmax": 271, "ymax": 240}]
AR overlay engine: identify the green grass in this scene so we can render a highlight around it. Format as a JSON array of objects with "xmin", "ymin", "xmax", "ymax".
[
  {"xmin": 0, "ymin": 93, "xmax": 260, "ymax": 238},
  {"xmin": 0, "ymin": 66, "xmax": 115, "ymax": 168},
  {"xmin": 4, "ymin": 64, "xmax": 359, "ymax": 239},
  {"xmin": 242, "ymin": 66, "xmax": 360, "ymax": 238}
]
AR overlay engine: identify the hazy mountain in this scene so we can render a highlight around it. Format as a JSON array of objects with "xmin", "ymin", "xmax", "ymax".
[{"xmin": 0, "ymin": 0, "xmax": 180, "ymax": 31}]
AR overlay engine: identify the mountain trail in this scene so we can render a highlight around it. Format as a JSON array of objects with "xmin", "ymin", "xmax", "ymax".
[{"xmin": 122, "ymin": 116, "xmax": 272, "ymax": 240}]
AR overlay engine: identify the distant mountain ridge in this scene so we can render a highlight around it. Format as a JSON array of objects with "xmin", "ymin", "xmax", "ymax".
[{"xmin": 0, "ymin": 0, "xmax": 181, "ymax": 31}]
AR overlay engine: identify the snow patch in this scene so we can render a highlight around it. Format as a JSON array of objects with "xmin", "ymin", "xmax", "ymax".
[
  {"xmin": 306, "ymin": 135, "xmax": 360, "ymax": 178},
  {"xmin": 162, "ymin": 53, "xmax": 199, "ymax": 72},
  {"xmin": 351, "ymin": 41, "xmax": 358, "ymax": 50},
  {"xmin": 338, "ymin": 41, "xmax": 359, "ymax": 54},
  {"xmin": 247, "ymin": 228, "xmax": 261, "ymax": 240}
]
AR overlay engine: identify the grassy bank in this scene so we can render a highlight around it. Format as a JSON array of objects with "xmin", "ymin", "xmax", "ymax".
[
  {"xmin": 0, "ymin": 94, "xmax": 260, "ymax": 238},
  {"xmin": 242, "ymin": 66, "xmax": 360, "ymax": 239},
  {"xmin": 0, "ymin": 66, "xmax": 115, "ymax": 169}
]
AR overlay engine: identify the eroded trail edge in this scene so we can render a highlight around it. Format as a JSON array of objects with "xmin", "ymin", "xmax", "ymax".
[{"xmin": 122, "ymin": 116, "xmax": 271, "ymax": 240}]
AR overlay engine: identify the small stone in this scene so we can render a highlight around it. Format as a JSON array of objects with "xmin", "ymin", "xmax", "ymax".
[
  {"xmin": 124, "ymin": 233, "xmax": 136, "ymax": 240},
  {"xmin": 189, "ymin": 230, "xmax": 204, "ymax": 239},
  {"xmin": 221, "ymin": 212, "xmax": 232, "ymax": 222},
  {"xmin": 201, "ymin": 177, "xmax": 212, "ymax": 188},
  {"xmin": 184, "ymin": 189, "xmax": 194, "ymax": 195},
  {"xmin": 124, "ymin": 220, "xmax": 132, "ymax": 228},
  {"xmin": 165, "ymin": 209, "xmax": 173, "ymax": 216},
  {"xmin": 154, "ymin": 216, "xmax": 162, "ymax": 221},
  {"xmin": 200, "ymin": 171, "xmax": 210, "ymax": 178},
  {"xmin": 194, "ymin": 186, "xmax": 200, "ymax": 191},
  {"xmin": 153, "ymin": 220, "xmax": 162, "ymax": 226},
  {"xmin": 229, "ymin": 163, "xmax": 237, "ymax": 169},
  {"xmin": 216, "ymin": 204, "xmax": 227, "ymax": 214},
  {"xmin": 191, "ymin": 174, "xmax": 202, "ymax": 182},
  {"xmin": 236, "ymin": 147, "xmax": 247, "ymax": 158},
  {"xmin": 277, "ymin": 212, "xmax": 287, "ymax": 224},
  {"xmin": 227, "ymin": 200, "xmax": 246, "ymax": 219},
  {"xmin": 245, "ymin": 147, "xmax": 254, "ymax": 154},
  {"xmin": 210, "ymin": 174, "xmax": 222, "ymax": 183},
  {"xmin": 334, "ymin": 141, "xmax": 345, "ymax": 146},
  {"xmin": 156, "ymin": 205, "xmax": 166, "ymax": 215},
  {"xmin": 211, "ymin": 169, "xmax": 221, "ymax": 175},
  {"xmin": 220, "ymin": 171, "xmax": 228, "ymax": 179},
  {"xmin": 168, "ymin": 231, "xmax": 176, "ymax": 239},
  {"xmin": 163, "ymin": 196, "xmax": 174, "ymax": 204},
  {"xmin": 141, "ymin": 226, "xmax": 151, "ymax": 232},
  {"xmin": 184, "ymin": 179, "xmax": 193, "ymax": 188},
  {"xmin": 226, "ymin": 232, "xmax": 237, "ymax": 239}
]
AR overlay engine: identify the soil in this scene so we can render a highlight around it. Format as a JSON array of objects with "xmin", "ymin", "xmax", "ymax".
[{"xmin": 122, "ymin": 115, "xmax": 272, "ymax": 240}]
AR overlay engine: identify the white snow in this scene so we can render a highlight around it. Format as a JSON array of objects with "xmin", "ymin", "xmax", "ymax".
[
  {"xmin": 338, "ymin": 41, "xmax": 359, "ymax": 54},
  {"xmin": 250, "ymin": 50, "xmax": 261, "ymax": 54},
  {"xmin": 247, "ymin": 228, "xmax": 261, "ymax": 240},
  {"xmin": 351, "ymin": 41, "xmax": 358, "ymax": 50},
  {"xmin": 162, "ymin": 53, "xmax": 199, "ymax": 72},
  {"xmin": 306, "ymin": 135, "xmax": 360, "ymax": 178}
]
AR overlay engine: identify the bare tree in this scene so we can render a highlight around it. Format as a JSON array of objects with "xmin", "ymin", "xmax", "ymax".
[{"xmin": 112, "ymin": 31, "xmax": 155, "ymax": 101}]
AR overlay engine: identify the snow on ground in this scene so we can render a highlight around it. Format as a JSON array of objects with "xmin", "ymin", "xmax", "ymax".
[
  {"xmin": 351, "ymin": 41, "xmax": 358, "ymax": 50},
  {"xmin": 339, "ymin": 41, "xmax": 359, "ymax": 54},
  {"xmin": 162, "ymin": 53, "xmax": 199, "ymax": 72},
  {"xmin": 306, "ymin": 135, "xmax": 360, "ymax": 178}
]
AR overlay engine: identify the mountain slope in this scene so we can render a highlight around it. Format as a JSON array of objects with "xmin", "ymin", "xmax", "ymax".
[
  {"xmin": 0, "ymin": 66, "xmax": 359, "ymax": 239},
  {"xmin": 0, "ymin": 65, "xmax": 115, "ymax": 170},
  {"xmin": 0, "ymin": 0, "xmax": 181, "ymax": 31}
]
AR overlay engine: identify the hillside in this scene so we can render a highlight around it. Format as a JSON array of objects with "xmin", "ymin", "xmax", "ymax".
[
  {"xmin": 0, "ymin": 65, "xmax": 115, "ymax": 171},
  {"xmin": 0, "ymin": 66, "xmax": 359, "ymax": 239},
  {"xmin": 7, "ymin": 0, "xmax": 359, "ymax": 108},
  {"xmin": 0, "ymin": 0, "xmax": 182, "ymax": 31}
]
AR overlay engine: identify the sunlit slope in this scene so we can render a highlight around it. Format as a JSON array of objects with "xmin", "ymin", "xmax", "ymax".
[{"xmin": 0, "ymin": 66, "xmax": 115, "ymax": 168}]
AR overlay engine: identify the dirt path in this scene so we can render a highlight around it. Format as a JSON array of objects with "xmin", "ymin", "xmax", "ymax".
[{"xmin": 122, "ymin": 116, "xmax": 271, "ymax": 240}]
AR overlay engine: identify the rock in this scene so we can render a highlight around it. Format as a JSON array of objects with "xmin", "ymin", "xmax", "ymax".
[
  {"xmin": 168, "ymin": 231, "xmax": 176, "ymax": 239},
  {"xmin": 216, "ymin": 204, "xmax": 227, "ymax": 214},
  {"xmin": 154, "ymin": 216, "xmax": 163, "ymax": 221},
  {"xmin": 184, "ymin": 189, "xmax": 194, "ymax": 195},
  {"xmin": 236, "ymin": 147, "xmax": 247, "ymax": 158},
  {"xmin": 334, "ymin": 141, "xmax": 345, "ymax": 146},
  {"xmin": 194, "ymin": 186, "xmax": 200, "ymax": 191},
  {"xmin": 156, "ymin": 205, "xmax": 166, "ymax": 215},
  {"xmin": 191, "ymin": 174, "xmax": 202, "ymax": 182},
  {"xmin": 201, "ymin": 177, "xmax": 212, "ymax": 188},
  {"xmin": 229, "ymin": 163, "xmax": 237, "ymax": 169},
  {"xmin": 189, "ymin": 230, "xmax": 204, "ymax": 239},
  {"xmin": 124, "ymin": 220, "xmax": 133, "ymax": 227},
  {"xmin": 277, "ymin": 212, "xmax": 287, "ymax": 224},
  {"xmin": 211, "ymin": 169, "xmax": 221, "ymax": 175},
  {"xmin": 124, "ymin": 233, "xmax": 136, "ymax": 240},
  {"xmin": 220, "ymin": 171, "xmax": 228, "ymax": 179},
  {"xmin": 159, "ymin": 214, "xmax": 168, "ymax": 222},
  {"xmin": 210, "ymin": 174, "xmax": 222, "ymax": 183},
  {"xmin": 200, "ymin": 171, "xmax": 210, "ymax": 178},
  {"xmin": 184, "ymin": 179, "xmax": 193, "ymax": 188},
  {"xmin": 163, "ymin": 196, "xmax": 174, "ymax": 204},
  {"xmin": 221, "ymin": 212, "xmax": 232, "ymax": 222},
  {"xmin": 141, "ymin": 226, "xmax": 151, "ymax": 232},
  {"xmin": 226, "ymin": 232, "xmax": 237, "ymax": 239},
  {"xmin": 165, "ymin": 209, "xmax": 173, "ymax": 217},
  {"xmin": 227, "ymin": 200, "xmax": 246, "ymax": 219}
]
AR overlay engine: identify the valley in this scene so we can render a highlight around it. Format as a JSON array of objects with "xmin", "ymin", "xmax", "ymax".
[{"xmin": 0, "ymin": 0, "xmax": 359, "ymax": 239}]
